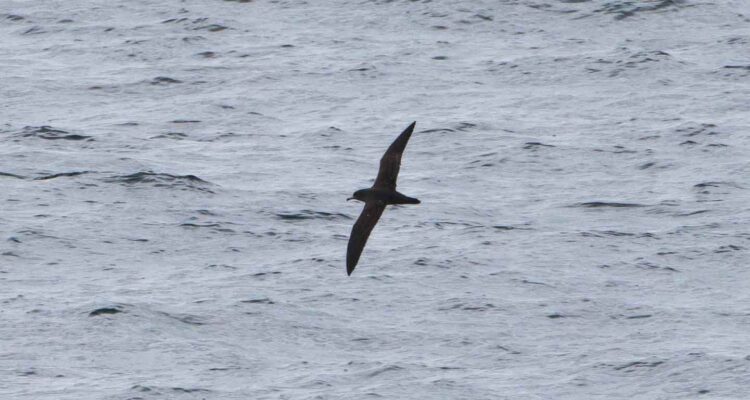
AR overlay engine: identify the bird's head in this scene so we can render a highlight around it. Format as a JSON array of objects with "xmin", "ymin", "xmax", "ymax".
[{"xmin": 347, "ymin": 189, "xmax": 369, "ymax": 202}]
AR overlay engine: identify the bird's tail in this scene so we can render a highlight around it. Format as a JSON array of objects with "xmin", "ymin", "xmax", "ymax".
[{"xmin": 393, "ymin": 195, "xmax": 420, "ymax": 205}]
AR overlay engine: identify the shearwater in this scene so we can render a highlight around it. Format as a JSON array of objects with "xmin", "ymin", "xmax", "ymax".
[{"xmin": 346, "ymin": 122, "xmax": 421, "ymax": 276}]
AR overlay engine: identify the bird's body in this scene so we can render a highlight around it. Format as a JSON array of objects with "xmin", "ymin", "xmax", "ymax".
[
  {"xmin": 346, "ymin": 122, "xmax": 420, "ymax": 276},
  {"xmin": 349, "ymin": 188, "xmax": 420, "ymax": 205}
]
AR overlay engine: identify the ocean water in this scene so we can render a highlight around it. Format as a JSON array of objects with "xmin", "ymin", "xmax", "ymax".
[{"xmin": 2, "ymin": 1, "xmax": 749, "ymax": 399}]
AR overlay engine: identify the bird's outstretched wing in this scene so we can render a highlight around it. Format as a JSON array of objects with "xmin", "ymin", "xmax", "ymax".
[
  {"xmin": 373, "ymin": 121, "xmax": 416, "ymax": 190},
  {"xmin": 346, "ymin": 201, "xmax": 386, "ymax": 275}
]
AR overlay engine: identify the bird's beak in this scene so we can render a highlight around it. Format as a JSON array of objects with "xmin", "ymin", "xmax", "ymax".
[{"xmin": 347, "ymin": 197, "xmax": 353, "ymax": 201}]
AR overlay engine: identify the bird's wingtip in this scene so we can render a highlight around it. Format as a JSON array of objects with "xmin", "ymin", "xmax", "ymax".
[{"xmin": 401, "ymin": 121, "xmax": 416, "ymax": 135}]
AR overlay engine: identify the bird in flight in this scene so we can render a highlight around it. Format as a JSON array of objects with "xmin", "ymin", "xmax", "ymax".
[{"xmin": 346, "ymin": 121, "xmax": 420, "ymax": 276}]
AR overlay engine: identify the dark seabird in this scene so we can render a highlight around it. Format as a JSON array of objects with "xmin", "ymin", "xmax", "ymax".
[{"xmin": 346, "ymin": 121, "xmax": 420, "ymax": 276}]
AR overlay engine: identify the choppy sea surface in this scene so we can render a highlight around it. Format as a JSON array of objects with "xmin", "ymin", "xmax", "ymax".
[{"xmin": 2, "ymin": 1, "xmax": 750, "ymax": 399}]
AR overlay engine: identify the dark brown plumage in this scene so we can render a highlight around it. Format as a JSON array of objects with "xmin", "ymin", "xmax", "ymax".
[{"xmin": 346, "ymin": 122, "xmax": 420, "ymax": 276}]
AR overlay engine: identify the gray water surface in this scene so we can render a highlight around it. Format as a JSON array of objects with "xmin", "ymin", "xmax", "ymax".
[{"xmin": 2, "ymin": 1, "xmax": 750, "ymax": 399}]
